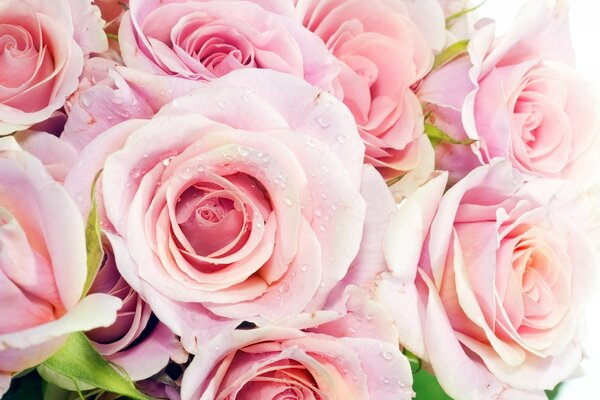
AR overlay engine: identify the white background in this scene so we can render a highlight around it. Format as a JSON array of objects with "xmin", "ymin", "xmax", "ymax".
[{"xmin": 476, "ymin": 1, "xmax": 600, "ymax": 398}]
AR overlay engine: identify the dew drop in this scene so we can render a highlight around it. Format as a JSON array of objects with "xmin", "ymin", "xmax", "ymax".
[
  {"xmin": 381, "ymin": 351, "xmax": 394, "ymax": 361},
  {"xmin": 237, "ymin": 146, "xmax": 250, "ymax": 157},
  {"xmin": 336, "ymin": 135, "xmax": 347, "ymax": 144},
  {"xmin": 80, "ymin": 92, "xmax": 93, "ymax": 108},
  {"xmin": 161, "ymin": 158, "xmax": 171, "ymax": 167},
  {"xmin": 317, "ymin": 116, "xmax": 331, "ymax": 128},
  {"xmin": 364, "ymin": 313, "xmax": 373, "ymax": 321},
  {"xmin": 383, "ymin": 378, "xmax": 390, "ymax": 385},
  {"xmin": 112, "ymin": 97, "xmax": 124, "ymax": 105},
  {"xmin": 242, "ymin": 94, "xmax": 251, "ymax": 103},
  {"xmin": 306, "ymin": 138, "xmax": 316, "ymax": 149},
  {"xmin": 300, "ymin": 264, "xmax": 308, "ymax": 272},
  {"xmin": 217, "ymin": 100, "xmax": 227, "ymax": 109},
  {"xmin": 278, "ymin": 282, "xmax": 290, "ymax": 295},
  {"xmin": 196, "ymin": 164, "xmax": 206, "ymax": 172},
  {"xmin": 76, "ymin": 194, "xmax": 84, "ymax": 203},
  {"xmin": 283, "ymin": 197, "xmax": 293, "ymax": 206}
]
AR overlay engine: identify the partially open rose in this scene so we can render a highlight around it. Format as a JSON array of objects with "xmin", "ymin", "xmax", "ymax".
[
  {"xmin": 119, "ymin": 0, "xmax": 338, "ymax": 92},
  {"xmin": 0, "ymin": 138, "xmax": 120, "ymax": 395},
  {"xmin": 378, "ymin": 160, "xmax": 598, "ymax": 399},
  {"xmin": 65, "ymin": 69, "xmax": 375, "ymax": 352},
  {"xmin": 0, "ymin": 0, "xmax": 107, "ymax": 134},
  {"xmin": 181, "ymin": 290, "xmax": 414, "ymax": 400},
  {"xmin": 295, "ymin": 0, "xmax": 433, "ymax": 177},
  {"xmin": 463, "ymin": 0, "xmax": 599, "ymax": 181}
]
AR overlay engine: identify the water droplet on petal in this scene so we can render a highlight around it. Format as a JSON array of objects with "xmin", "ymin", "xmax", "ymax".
[
  {"xmin": 76, "ymin": 194, "xmax": 84, "ymax": 203},
  {"xmin": 317, "ymin": 116, "xmax": 331, "ymax": 128},
  {"xmin": 242, "ymin": 94, "xmax": 251, "ymax": 102},
  {"xmin": 237, "ymin": 146, "xmax": 250, "ymax": 157},
  {"xmin": 364, "ymin": 313, "xmax": 373, "ymax": 321},
  {"xmin": 306, "ymin": 138, "xmax": 316, "ymax": 149},
  {"xmin": 278, "ymin": 283, "xmax": 290, "ymax": 295},
  {"xmin": 283, "ymin": 197, "xmax": 293, "ymax": 206},
  {"xmin": 217, "ymin": 100, "xmax": 227, "ymax": 109},
  {"xmin": 381, "ymin": 351, "xmax": 394, "ymax": 361},
  {"xmin": 300, "ymin": 264, "xmax": 308, "ymax": 272},
  {"xmin": 112, "ymin": 97, "xmax": 124, "ymax": 105},
  {"xmin": 336, "ymin": 135, "xmax": 347, "ymax": 144},
  {"xmin": 162, "ymin": 158, "xmax": 171, "ymax": 167},
  {"xmin": 80, "ymin": 92, "xmax": 93, "ymax": 108}
]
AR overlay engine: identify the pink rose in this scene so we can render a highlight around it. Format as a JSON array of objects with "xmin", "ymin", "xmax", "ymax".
[
  {"xmin": 87, "ymin": 239, "xmax": 188, "ymax": 381},
  {"xmin": 295, "ymin": 0, "xmax": 433, "ymax": 177},
  {"xmin": 464, "ymin": 0, "xmax": 599, "ymax": 181},
  {"xmin": 62, "ymin": 60, "xmax": 203, "ymax": 152},
  {"xmin": 0, "ymin": 137, "xmax": 120, "ymax": 395},
  {"xmin": 118, "ymin": 0, "xmax": 338, "ymax": 92},
  {"xmin": 180, "ymin": 290, "xmax": 414, "ymax": 400},
  {"xmin": 0, "ymin": 0, "xmax": 108, "ymax": 135},
  {"xmin": 65, "ymin": 69, "xmax": 375, "ymax": 352},
  {"xmin": 377, "ymin": 160, "xmax": 598, "ymax": 399}
]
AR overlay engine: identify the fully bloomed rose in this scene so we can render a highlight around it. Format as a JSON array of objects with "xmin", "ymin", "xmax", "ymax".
[
  {"xmin": 0, "ymin": 138, "xmax": 120, "ymax": 396},
  {"xmin": 118, "ymin": 0, "xmax": 338, "ymax": 92},
  {"xmin": 87, "ymin": 239, "xmax": 188, "ymax": 381},
  {"xmin": 65, "ymin": 69, "xmax": 372, "ymax": 352},
  {"xmin": 377, "ymin": 160, "xmax": 598, "ymax": 399},
  {"xmin": 180, "ymin": 290, "xmax": 414, "ymax": 400},
  {"xmin": 295, "ymin": 0, "xmax": 433, "ymax": 177},
  {"xmin": 463, "ymin": 0, "xmax": 599, "ymax": 181},
  {"xmin": 0, "ymin": 0, "xmax": 107, "ymax": 135}
]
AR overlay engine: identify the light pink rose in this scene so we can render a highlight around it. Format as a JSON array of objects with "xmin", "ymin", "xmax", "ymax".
[
  {"xmin": 464, "ymin": 0, "xmax": 599, "ymax": 181},
  {"xmin": 118, "ymin": 0, "xmax": 338, "ymax": 92},
  {"xmin": 180, "ymin": 290, "xmax": 414, "ymax": 400},
  {"xmin": 0, "ymin": 137, "xmax": 120, "ymax": 395},
  {"xmin": 62, "ymin": 60, "xmax": 203, "ymax": 152},
  {"xmin": 65, "ymin": 69, "xmax": 378, "ymax": 352},
  {"xmin": 0, "ymin": 0, "xmax": 108, "ymax": 135},
  {"xmin": 295, "ymin": 0, "xmax": 433, "ymax": 177},
  {"xmin": 377, "ymin": 159, "xmax": 598, "ymax": 399},
  {"xmin": 87, "ymin": 239, "xmax": 188, "ymax": 381}
]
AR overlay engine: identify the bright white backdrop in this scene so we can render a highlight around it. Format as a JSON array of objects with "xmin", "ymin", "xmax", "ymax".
[{"xmin": 477, "ymin": 1, "xmax": 600, "ymax": 398}]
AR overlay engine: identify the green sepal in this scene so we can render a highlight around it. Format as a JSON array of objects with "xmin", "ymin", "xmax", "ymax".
[
  {"xmin": 39, "ymin": 333, "xmax": 152, "ymax": 400},
  {"xmin": 425, "ymin": 123, "xmax": 476, "ymax": 147},
  {"xmin": 82, "ymin": 170, "xmax": 104, "ymax": 297},
  {"xmin": 432, "ymin": 40, "xmax": 469, "ymax": 70},
  {"xmin": 445, "ymin": 0, "xmax": 489, "ymax": 28}
]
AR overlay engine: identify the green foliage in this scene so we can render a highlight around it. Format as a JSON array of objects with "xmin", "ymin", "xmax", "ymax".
[
  {"xmin": 82, "ymin": 171, "xmax": 104, "ymax": 297},
  {"xmin": 412, "ymin": 370, "xmax": 453, "ymax": 400},
  {"xmin": 425, "ymin": 123, "xmax": 477, "ymax": 147},
  {"xmin": 432, "ymin": 40, "xmax": 469, "ymax": 70},
  {"xmin": 39, "ymin": 333, "xmax": 151, "ymax": 400}
]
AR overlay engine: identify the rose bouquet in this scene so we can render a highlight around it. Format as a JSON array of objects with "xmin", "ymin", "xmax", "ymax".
[{"xmin": 0, "ymin": 0, "xmax": 598, "ymax": 399}]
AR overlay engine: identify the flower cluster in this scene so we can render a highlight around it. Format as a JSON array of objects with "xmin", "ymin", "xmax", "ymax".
[{"xmin": 0, "ymin": 0, "xmax": 598, "ymax": 399}]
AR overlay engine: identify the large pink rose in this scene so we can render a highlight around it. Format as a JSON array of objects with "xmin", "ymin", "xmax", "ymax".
[
  {"xmin": 464, "ymin": 0, "xmax": 598, "ymax": 181},
  {"xmin": 0, "ymin": 0, "xmax": 108, "ymax": 135},
  {"xmin": 65, "ymin": 69, "xmax": 376, "ymax": 352},
  {"xmin": 295, "ymin": 0, "xmax": 433, "ymax": 177},
  {"xmin": 87, "ymin": 239, "xmax": 188, "ymax": 381},
  {"xmin": 0, "ymin": 138, "xmax": 120, "ymax": 395},
  {"xmin": 118, "ymin": 0, "xmax": 338, "ymax": 92},
  {"xmin": 377, "ymin": 160, "xmax": 598, "ymax": 399},
  {"xmin": 180, "ymin": 290, "xmax": 414, "ymax": 400}
]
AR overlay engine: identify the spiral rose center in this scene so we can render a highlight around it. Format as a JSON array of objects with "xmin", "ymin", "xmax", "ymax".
[{"xmin": 175, "ymin": 184, "xmax": 248, "ymax": 257}]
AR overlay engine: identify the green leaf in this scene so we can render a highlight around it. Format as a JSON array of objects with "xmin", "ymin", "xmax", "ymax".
[
  {"xmin": 402, "ymin": 348, "xmax": 422, "ymax": 374},
  {"xmin": 446, "ymin": 0, "xmax": 489, "ymax": 28},
  {"xmin": 40, "ymin": 333, "xmax": 151, "ymax": 400},
  {"xmin": 82, "ymin": 171, "xmax": 104, "ymax": 297},
  {"xmin": 545, "ymin": 384, "xmax": 562, "ymax": 400},
  {"xmin": 433, "ymin": 40, "xmax": 469, "ymax": 70},
  {"xmin": 38, "ymin": 365, "xmax": 95, "ymax": 392},
  {"xmin": 412, "ymin": 370, "xmax": 453, "ymax": 400},
  {"xmin": 425, "ymin": 123, "xmax": 476, "ymax": 147}
]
